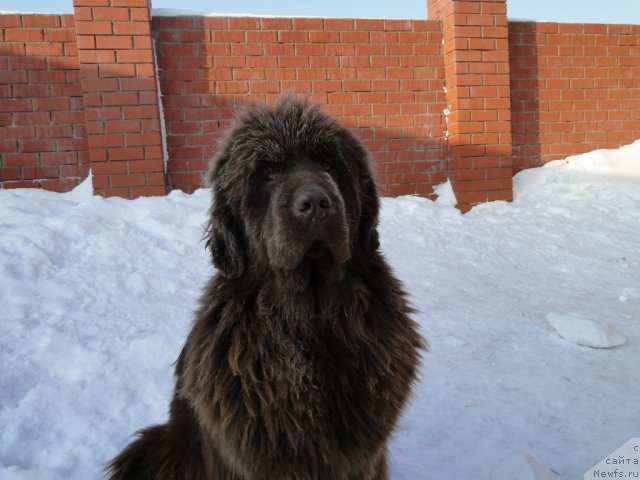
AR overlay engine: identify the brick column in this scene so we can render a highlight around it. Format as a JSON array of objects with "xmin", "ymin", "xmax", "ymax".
[
  {"xmin": 428, "ymin": 0, "xmax": 513, "ymax": 211},
  {"xmin": 73, "ymin": 0, "xmax": 166, "ymax": 198}
]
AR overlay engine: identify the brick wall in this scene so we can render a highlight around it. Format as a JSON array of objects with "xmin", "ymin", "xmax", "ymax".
[
  {"xmin": 0, "ymin": 0, "xmax": 639, "ymax": 210},
  {"xmin": 510, "ymin": 21, "xmax": 640, "ymax": 172},
  {"xmin": 153, "ymin": 16, "xmax": 446, "ymax": 196},
  {"xmin": 0, "ymin": 14, "xmax": 88, "ymax": 191}
]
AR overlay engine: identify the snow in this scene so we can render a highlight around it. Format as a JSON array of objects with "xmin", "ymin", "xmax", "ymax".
[
  {"xmin": 1, "ymin": 140, "xmax": 639, "ymax": 479},
  {"xmin": 490, "ymin": 451, "xmax": 558, "ymax": 480},
  {"xmin": 546, "ymin": 312, "xmax": 626, "ymax": 349},
  {"xmin": 432, "ymin": 178, "xmax": 457, "ymax": 207},
  {"xmin": 151, "ymin": 8, "xmax": 334, "ymax": 18},
  {"xmin": 0, "ymin": 11, "xmax": 52, "ymax": 15},
  {"xmin": 150, "ymin": 8, "xmax": 416, "ymax": 21},
  {"xmin": 152, "ymin": 40, "xmax": 169, "ymax": 170}
]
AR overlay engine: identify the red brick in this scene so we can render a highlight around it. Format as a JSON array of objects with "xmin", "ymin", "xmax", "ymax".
[
  {"xmin": 56, "ymin": 138, "xmax": 87, "ymax": 152},
  {"xmin": 212, "ymin": 30, "xmax": 244, "ymax": 43},
  {"xmin": 76, "ymin": 35, "xmax": 96, "ymax": 50},
  {"xmin": 92, "ymin": 161, "xmax": 128, "ymax": 175},
  {"xmin": 98, "ymin": 63, "xmax": 136, "ymax": 77},
  {"xmin": 117, "ymin": 49, "xmax": 153, "ymax": 63},
  {"xmin": 130, "ymin": 8, "xmax": 151, "ymax": 22},
  {"xmin": 100, "ymin": 91, "xmax": 138, "ymax": 106},
  {"xmin": 90, "ymin": 7, "xmax": 131, "ymax": 21},
  {"xmin": 145, "ymin": 172, "xmax": 166, "ymax": 186},
  {"xmin": 73, "ymin": 7, "xmax": 93, "ymax": 21},
  {"xmin": 112, "ymin": 0, "xmax": 151, "ymax": 7},
  {"xmin": 293, "ymin": 18, "xmax": 324, "ymax": 30},
  {"xmin": 260, "ymin": 18, "xmax": 293, "ymax": 30},
  {"xmin": 2, "ymin": 167, "xmax": 24, "ymax": 180},
  {"xmin": 84, "ymin": 93, "xmax": 102, "ymax": 107},
  {"xmin": 95, "ymin": 35, "xmax": 133, "ymax": 49},
  {"xmin": 74, "ymin": 0, "xmax": 109, "ymax": 5},
  {"xmin": 23, "ymin": 14, "xmax": 61, "ymax": 28},
  {"xmin": 88, "ymin": 134, "xmax": 124, "ymax": 149},
  {"xmin": 82, "ymin": 77, "xmax": 119, "ymax": 92},
  {"xmin": 0, "ymin": 14, "xmax": 22, "ymax": 27},
  {"xmin": 129, "ymin": 185, "xmax": 167, "ymax": 197},
  {"xmin": 40, "ymin": 178, "xmax": 80, "ymax": 192},
  {"xmin": 108, "ymin": 173, "xmax": 147, "ymax": 188},
  {"xmin": 0, "ymin": 139, "xmax": 19, "ymax": 153},
  {"xmin": 34, "ymin": 124, "xmax": 73, "ymax": 138},
  {"xmin": 85, "ymin": 147, "xmax": 111, "ymax": 167},
  {"xmin": 223, "ymin": 17, "xmax": 257, "ymax": 30},
  {"xmin": 143, "ymin": 146, "xmax": 163, "ymax": 159},
  {"xmin": 113, "ymin": 20, "xmax": 150, "ymax": 36},
  {"xmin": 126, "ymin": 132, "xmax": 161, "ymax": 147},
  {"xmin": 135, "ymin": 63, "xmax": 155, "ymax": 77},
  {"xmin": 0, "ymin": 99, "xmax": 31, "ymax": 112},
  {"xmin": 108, "ymin": 147, "xmax": 144, "ymax": 161},
  {"xmin": 75, "ymin": 20, "xmax": 112, "ymax": 35},
  {"xmin": 25, "ymin": 43, "xmax": 64, "ymax": 56},
  {"xmin": 128, "ymin": 159, "xmax": 164, "ymax": 173},
  {"xmin": 133, "ymin": 35, "xmax": 152, "ymax": 50},
  {"xmin": 81, "ymin": 49, "xmax": 116, "ymax": 63},
  {"xmin": 5, "ymin": 28, "xmax": 44, "ymax": 42},
  {"xmin": 52, "ymin": 152, "xmax": 86, "ymax": 166},
  {"xmin": 1, "ymin": 181, "xmax": 39, "ymax": 189},
  {"xmin": 138, "ymin": 91, "xmax": 158, "ymax": 105},
  {"xmin": 167, "ymin": 172, "xmax": 198, "ymax": 191}
]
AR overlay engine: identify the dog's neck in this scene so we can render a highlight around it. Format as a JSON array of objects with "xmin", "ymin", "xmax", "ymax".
[
  {"xmin": 275, "ymin": 258, "xmax": 346, "ymax": 293},
  {"xmin": 252, "ymin": 259, "xmax": 369, "ymax": 337},
  {"xmin": 241, "ymin": 249, "xmax": 349, "ymax": 293}
]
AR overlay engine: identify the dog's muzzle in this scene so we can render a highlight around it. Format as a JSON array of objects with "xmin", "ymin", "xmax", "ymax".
[{"xmin": 266, "ymin": 177, "xmax": 350, "ymax": 270}]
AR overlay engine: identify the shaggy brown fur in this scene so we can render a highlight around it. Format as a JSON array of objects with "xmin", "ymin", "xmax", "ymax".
[{"xmin": 107, "ymin": 96, "xmax": 425, "ymax": 480}]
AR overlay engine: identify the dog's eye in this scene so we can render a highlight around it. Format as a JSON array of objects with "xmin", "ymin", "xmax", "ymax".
[
  {"xmin": 259, "ymin": 165, "xmax": 281, "ymax": 181},
  {"xmin": 324, "ymin": 161, "xmax": 336, "ymax": 173}
]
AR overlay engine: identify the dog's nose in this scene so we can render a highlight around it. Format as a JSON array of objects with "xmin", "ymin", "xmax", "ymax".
[{"xmin": 293, "ymin": 187, "xmax": 333, "ymax": 220}]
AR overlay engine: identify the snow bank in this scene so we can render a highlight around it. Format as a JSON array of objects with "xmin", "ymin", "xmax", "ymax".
[
  {"xmin": 1, "ymin": 141, "xmax": 639, "ymax": 479},
  {"xmin": 561, "ymin": 140, "xmax": 640, "ymax": 179},
  {"xmin": 514, "ymin": 139, "xmax": 640, "ymax": 205}
]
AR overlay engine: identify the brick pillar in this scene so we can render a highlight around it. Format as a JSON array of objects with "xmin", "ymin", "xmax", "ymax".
[
  {"xmin": 73, "ymin": 0, "xmax": 166, "ymax": 198},
  {"xmin": 428, "ymin": 0, "xmax": 513, "ymax": 211}
]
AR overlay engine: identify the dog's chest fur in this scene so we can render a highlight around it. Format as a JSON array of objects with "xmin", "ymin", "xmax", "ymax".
[{"xmin": 181, "ymin": 271, "xmax": 392, "ymax": 477}]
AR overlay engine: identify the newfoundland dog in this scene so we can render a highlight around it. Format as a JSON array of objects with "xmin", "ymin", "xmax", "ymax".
[{"xmin": 107, "ymin": 95, "xmax": 424, "ymax": 480}]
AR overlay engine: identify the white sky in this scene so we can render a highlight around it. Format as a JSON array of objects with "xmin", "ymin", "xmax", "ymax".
[{"xmin": 3, "ymin": 0, "xmax": 640, "ymax": 24}]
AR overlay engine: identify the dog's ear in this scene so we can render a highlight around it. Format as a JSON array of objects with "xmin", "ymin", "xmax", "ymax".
[
  {"xmin": 357, "ymin": 173, "xmax": 381, "ymax": 254},
  {"xmin": 205, "ymin": 156, "xmax": 246, "ymax": 279},
  {"xmin": 334, "ymin": 125, "xmax": 381, "ymax": 255}
]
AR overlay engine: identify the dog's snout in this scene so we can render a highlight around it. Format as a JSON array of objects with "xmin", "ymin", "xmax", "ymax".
[{"xmin": 293, "ymin": 187, "xmax": 333, "ymax": 220}]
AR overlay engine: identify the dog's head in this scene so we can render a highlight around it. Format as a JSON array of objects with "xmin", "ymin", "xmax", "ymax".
[{"xmin": 206, "ymin": 96, "xmax": 380, "ymax": 279}]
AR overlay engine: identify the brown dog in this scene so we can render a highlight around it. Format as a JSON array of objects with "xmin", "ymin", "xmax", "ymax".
[{"xmin": 107, "ymin": 96, "xmax": 425, "ymax": 480}]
